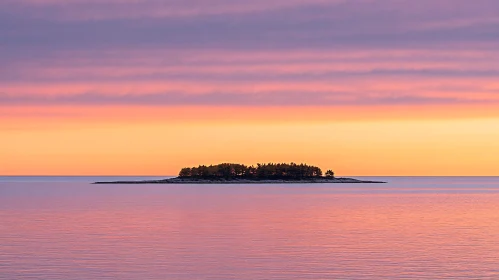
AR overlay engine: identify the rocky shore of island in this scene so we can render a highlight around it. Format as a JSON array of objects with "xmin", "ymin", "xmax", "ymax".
[
  {"xmin": 94, "ymin": 177, "xmax": 385, "ymax": 184},
  {"xmin": 94, "ymin": 163, "xmax": 386, "ymax": 184}
]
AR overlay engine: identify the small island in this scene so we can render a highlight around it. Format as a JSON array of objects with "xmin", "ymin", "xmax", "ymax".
[{"xmin": 94, "ymin": 163, "xmax": 386, "ymax": 184}]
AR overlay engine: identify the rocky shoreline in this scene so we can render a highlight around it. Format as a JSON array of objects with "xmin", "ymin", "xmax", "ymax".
[{"xmin": 94, "ymin": 177, "xmax": 386, "ymax": 184}]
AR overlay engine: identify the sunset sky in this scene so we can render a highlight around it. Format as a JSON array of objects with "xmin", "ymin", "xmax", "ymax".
[{"xmin": 2, "ymin": 0, "xmax": 499, "ymax": 175}]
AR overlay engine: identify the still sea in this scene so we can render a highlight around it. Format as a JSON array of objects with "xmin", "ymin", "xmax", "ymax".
[{"xmin": 1, "ymin": 176, "xmax": 499, "ymax": 279}]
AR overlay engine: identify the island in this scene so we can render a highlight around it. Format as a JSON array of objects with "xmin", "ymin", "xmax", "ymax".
[{"xmin": 94, "ymin": 163, "xmax": 386, "ymax": 184}]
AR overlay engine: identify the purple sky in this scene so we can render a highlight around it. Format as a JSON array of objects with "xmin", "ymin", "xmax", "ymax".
[{"xmin": 1, "ymin": 0, "xmax": 499, "ymax": 107}]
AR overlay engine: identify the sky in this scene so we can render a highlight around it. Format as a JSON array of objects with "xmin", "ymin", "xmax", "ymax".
[{"xmin": 1, "ymin": 0, "xmax": 499, "ymax": 176}]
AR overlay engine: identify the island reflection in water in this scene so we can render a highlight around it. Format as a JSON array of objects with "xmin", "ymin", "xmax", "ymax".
[{"xmin": 1, "ymin": 177, "xmax": 499, "ymax": 279}]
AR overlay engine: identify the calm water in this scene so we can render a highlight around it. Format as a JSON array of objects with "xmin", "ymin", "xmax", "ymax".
[{"xmin": 1, "ymin": 177, "xmax": 499, "ymax": 279}]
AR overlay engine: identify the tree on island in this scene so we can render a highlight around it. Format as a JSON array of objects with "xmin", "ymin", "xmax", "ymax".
[
  {"xmin": 178, "ymin": 163, "xmax": 333, "ymax": 180},
  {"xmin": 325, "ymin": 170, "xmax": 335, "ymax": 178}
]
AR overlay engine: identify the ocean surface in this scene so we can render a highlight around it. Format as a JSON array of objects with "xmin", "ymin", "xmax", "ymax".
[{"xmin": 1, "ymin": 176, "xmax": 499, "ymax": 279}]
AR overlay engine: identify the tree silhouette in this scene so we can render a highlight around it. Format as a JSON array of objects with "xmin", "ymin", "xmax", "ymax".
[{"xmin": 178, "ymin": 163, "xmax": 334, "ymax": 180}]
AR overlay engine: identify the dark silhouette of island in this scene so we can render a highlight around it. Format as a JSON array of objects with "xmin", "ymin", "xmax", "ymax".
[
  {"xmin": 179, "ymin": 163, "xmax": 328, "ymax": 180},
  {"xmin": 94, "ymin": 163, "xmax": 386, "ymax": 184}
]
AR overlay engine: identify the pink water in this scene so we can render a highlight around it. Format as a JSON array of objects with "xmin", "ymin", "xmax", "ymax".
[{"xmin": 1, "ymin": 177, "xmax": 499, "ymax": 279}]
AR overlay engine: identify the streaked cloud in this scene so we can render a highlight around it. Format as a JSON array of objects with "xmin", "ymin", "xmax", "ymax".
[
  {"xmin": 1, "ymin": 48, "xmax": 499, "ymax": 107},
  {"xmin": 2, "ymin": 0, "xmax": 499, "ymax": 51},
  {"xmin": 2, "ymin": 0, "xmax": 342, "ymax": 20},
  {"xmin": 1, "ymin": 0, "xmax": 499, "ymax": 109}
]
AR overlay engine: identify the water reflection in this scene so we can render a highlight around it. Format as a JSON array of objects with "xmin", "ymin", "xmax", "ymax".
[{"xmin": 1, "ymin": 177, "xmax": 499, "ymax": 279}]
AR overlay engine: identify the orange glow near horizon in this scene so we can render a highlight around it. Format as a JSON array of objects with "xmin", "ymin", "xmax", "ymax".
[{"xmin": 2, "ymin": 105, "xmax": 499, "ymax": 176}]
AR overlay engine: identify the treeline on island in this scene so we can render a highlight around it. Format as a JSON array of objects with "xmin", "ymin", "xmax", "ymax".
[{"xmin": 178, "ymin": 163, "xmax": 335, "ymax": 180}]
